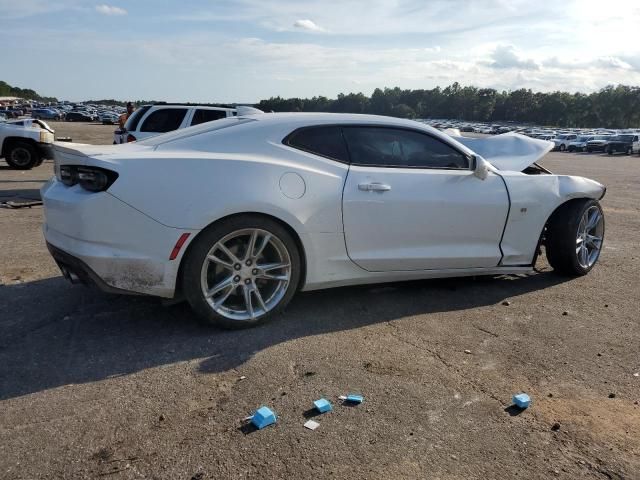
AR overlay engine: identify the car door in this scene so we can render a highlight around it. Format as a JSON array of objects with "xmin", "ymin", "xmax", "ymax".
[{"xmin": 341, "ymin": 126, "xmax": 510, "ymax": 271}]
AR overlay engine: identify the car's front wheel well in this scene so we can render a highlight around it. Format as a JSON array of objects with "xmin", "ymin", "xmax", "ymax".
[
  {"xmin": 535, "ymin": 197, "xmax": 601, "ymax": 267},
  {"xmin": 173, "ymin": 212, "xmax": 307, "ymax": 300},
  {"xmin": 1, "ymin": 137, "xmax": 38, "ymax": 158}
]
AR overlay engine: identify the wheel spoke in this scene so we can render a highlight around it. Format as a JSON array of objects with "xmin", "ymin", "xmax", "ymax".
[
  {"xmin": 254, "ymin": 233, "xmax": 272, "ymax": 259},
  {"xmin": 258, "ymin": 262, "xmax": 290, "ymax": 272},
  {"xmin": 579, "ymin": 245, "xmax": 588, "ymax": 267},
  {"xmin": 253, "ymin": 286, "xmax": 267, "ymax": 312},
  {"xmin": 586, "ymin": 210, "xmax": 601, "ymax": 230},
  {"xmin": 215, "ymin": 242, "xmax": 241, "ymax": 265},
  {"xmin": 245, "ymin": 230, "xmax": 259, "ymax": 260},
  {"xmin": 205, "ymin": 275, "xmax": 234, "ymax": 298},
  {"xmin": 243, "ymin": 284, "xmax": 254, "ymax": 319},
  {"xmin": 258, "ymin": 272, "xmax": 289, "ymax": 281},
  {"xmin": 586, "ymin": 234, "xmax": 602, "ymax": 248},
  {"xmin": 213, "ymin": 283, "xmax": 236, "ymax": 308},
  {"xmin": 207, "ymin": 253, "xmax": 234, "ymax": 270}
]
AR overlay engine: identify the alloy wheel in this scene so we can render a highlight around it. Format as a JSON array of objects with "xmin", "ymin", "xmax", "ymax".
[
  {"xmin": 200, "ymin": 228, "xmax": 291, "ymax": 322},
  {"xmin": 575, "ymin": 206, "xmax": 604, "ymax": 269}
]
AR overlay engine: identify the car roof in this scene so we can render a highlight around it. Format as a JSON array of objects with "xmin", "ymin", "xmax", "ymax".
[{"xmin": 141, "ymin": 112, "xmax": 475, "ymax": 156}]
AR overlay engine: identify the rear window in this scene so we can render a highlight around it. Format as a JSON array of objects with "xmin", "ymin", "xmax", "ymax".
[
  {"xmin": 124, "ymin": 105, "xmax": 151, "ymax": 131},
  {"xmin": 138, "ymin": 117, "xmax": 256, "ymax": 147},
  {"xmin": 140, "ymin": 108, "xmax": 188, "ymax": 133},
  {"xmin": 284, "ymin": 126, "xmax": 349, "ymax": 163},
  {"xmin": 191, "ymin": 109, "xmax": 227, "ymax": 126}
]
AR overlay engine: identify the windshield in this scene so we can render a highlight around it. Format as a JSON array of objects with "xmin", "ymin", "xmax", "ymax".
[{"xmin": 576, "ymin": 136, "xmax": 591, "ymax": 141}]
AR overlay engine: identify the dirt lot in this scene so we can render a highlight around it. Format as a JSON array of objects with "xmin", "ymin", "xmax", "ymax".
[{"xmin": 1, "ymin": 122, "xmax": 639, "ymax": 479}]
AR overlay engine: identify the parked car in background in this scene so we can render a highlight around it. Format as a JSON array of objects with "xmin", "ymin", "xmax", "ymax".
[
  {"xmin": 99, "ymin": 112, "xmax": 119, "ymax": 125},
  {"xmin": 552, "ymin": 134, "xmax": 577, "ymax": 151},
  {"xmin": 0, "ymin": 118, "xmax": 54, "ymax": 169},
  {"xmin": 0, "ymin": 108, "xmax": 19, "ymax": 118},
  {"xmin": 31, "ymin": 108, "xmax": 63, "ymax": 121},
  {"xmin": 0, "ymin": 113, "xmax": 7, "ymax": 122},
  {"xmin": 605, "ymin": 134, "xmax": 639, "ymax": 155},
  {"xmin": 65, "ymin": 111, "xmax": 94, "ymax": 122},
  {"xmin": 113, "ymin": 104, "xmax": 262, "ymax": 144},
  {"xmin": 586, "ymin": 135, "xmax": 612, "ymax": 152},
  {"xmin": 567, "ymin": 135, "xmax": 594, "ymax": 152},
  {"xmin": 45, "ymin": 113, "xmax": 606, "ymax": 328}
]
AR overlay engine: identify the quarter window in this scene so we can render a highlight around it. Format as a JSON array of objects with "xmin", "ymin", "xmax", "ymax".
[
  {"xmin": 285, "ymin": 126, "xmax": 349, "ymax": 162},
  {"xmin": 342, "ymin": 127, "xmax": 470, "ymax": 169},
  {"xmin": 140, "ymin": 108, "xmax": 187, "ymax": 133},
  {"xmin": 191, "ymin": 109, "xmax": 227, "ymax": 126}
]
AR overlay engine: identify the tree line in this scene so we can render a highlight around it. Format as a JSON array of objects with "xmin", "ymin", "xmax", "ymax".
[
  {"xmin": 257, "ymin": 83, "xmax": 640, "ymax": 129},
  {"xmin": 0, "ymin": 81, "xmax": 57, "ymax": 103},
  {"xmin": 4, "ymin": 79, "xmax": 640, "ymax": 128}
]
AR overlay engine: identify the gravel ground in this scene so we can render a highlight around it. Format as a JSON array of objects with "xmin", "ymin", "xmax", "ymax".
[{"xmin": 0, "ymin": 122, "xmax": 639, "ymax": 479}]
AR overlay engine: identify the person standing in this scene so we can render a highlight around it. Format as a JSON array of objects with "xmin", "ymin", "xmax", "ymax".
[{"xmin": 118, "ymin": 102, "xmax": 135, "ymax": 129}]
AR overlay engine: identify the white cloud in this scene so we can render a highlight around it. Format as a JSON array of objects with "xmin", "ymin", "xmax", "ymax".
[
  {"xmin": 489, "ymin": 45, "xmax": 539, "ymax": 70},
  {"xmin": 95, "ymin": 4, "xmax": 127, "ymax": 16},
  {"xmin": 293, "ymin": 19, "xmax": 325, "ymax": 32}
]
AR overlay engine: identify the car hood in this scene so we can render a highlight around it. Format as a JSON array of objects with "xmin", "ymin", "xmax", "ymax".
[{"xmin": 451, "ymin": 132, "xmax": 554, "ymax": 171}]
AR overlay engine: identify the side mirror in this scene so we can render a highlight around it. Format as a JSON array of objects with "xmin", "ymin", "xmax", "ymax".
[{"xmin": 472, "ymin": 155, "xmax": 490, "ymax": 180}]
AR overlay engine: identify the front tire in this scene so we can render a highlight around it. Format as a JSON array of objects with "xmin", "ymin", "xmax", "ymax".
[
  {"xmin": 560, "ymin": 144, "xmax": 566, "ymax": 152},
  {"xmin": 182, "ymin": 215, "xmax": 301, "ymax": 328},
  {"xmin": 5, "ymin": 141, "xmax": 39, "ymax": 170},
  {"xmin": 545, "ymin": 199, "xmax": 604, "ymax": 276}
]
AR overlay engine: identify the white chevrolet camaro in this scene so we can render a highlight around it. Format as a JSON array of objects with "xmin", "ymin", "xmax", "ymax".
[{"xmin": 42, "ymin": 113, "xmax": 606, "ymax": 328}]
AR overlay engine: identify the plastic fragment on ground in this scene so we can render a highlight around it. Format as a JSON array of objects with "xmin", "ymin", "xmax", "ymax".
[
  {"xmin": 250, "ymin": 406, "xmax": 277, "ymax": 429},
  {"xmin": 339, "ymin": 394, "xmax": 364, "ymax": 404},
  {"xmin": 304, "ymin": 420, "xmax": 320, "ymax": 430},
  {"xmin": 512, "ymin": 393, "xmax": 531, "ymax": 409},
  {"xmin": 314, "ymin": 398, "xmax": 333, "ymax": 413}
]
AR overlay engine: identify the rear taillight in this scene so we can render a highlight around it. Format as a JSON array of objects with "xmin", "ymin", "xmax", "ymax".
[
  {"xmin": 56, "ymin": 165, "xmax": 118, "ymax": 192},
  {"xmin": 126, "ymin": 134, "xmax": 137, "ymax": 142},
  {"xmin": 59, "ymin": 165, "xmax": 76, "ymax": 186}
]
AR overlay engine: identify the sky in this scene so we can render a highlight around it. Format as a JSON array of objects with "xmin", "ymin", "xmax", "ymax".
[{"xmin": 1, "ymin": 0, "xmax": 639, "ymax": 102}]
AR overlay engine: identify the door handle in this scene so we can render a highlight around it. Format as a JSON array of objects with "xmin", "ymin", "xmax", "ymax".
[{"xmin": 358, "ymin": 182, "xmax": 391, "ymax": 192}]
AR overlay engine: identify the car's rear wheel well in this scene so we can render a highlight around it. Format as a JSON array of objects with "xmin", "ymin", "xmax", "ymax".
[{"xmin": 173, "ymin": 212, "xmax": 307, "ymax": 299}]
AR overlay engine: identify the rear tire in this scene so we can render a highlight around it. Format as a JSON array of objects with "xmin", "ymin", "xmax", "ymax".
[
  {"xmin": 5, "ymin": 141, "xmax": 39, "ymax": 170},
  {"xmin": 182, "ymin": 215, "xmax": 302, "ymax": 329},
  {"xmin": 545, "ymin": 199, "xmax": 604, "ymax": 276}
]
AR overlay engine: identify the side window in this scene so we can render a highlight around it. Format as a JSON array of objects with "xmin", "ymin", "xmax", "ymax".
[
  {"xmin": 191, "ymin": 109, "xmax": 227, "ymax": 126},
  {"xmin": 285, "ymin": 126, "xmax": 349, "ymax": 162},
  {"xmin": 342, "ymin": 127, "xmax": 469, "ymax": 169},
  {"xmin": 140, "ymin": 108, "xmax": 187, "ymax": 133},
  {"xmin": 124, "ymin": 105, "xmax": 151, "ymax": 131}
]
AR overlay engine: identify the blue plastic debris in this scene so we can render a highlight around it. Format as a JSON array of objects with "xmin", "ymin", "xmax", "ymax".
[
  {"xmin": 251, "ymin": 406, "xmax": 277, "ymax": 429},
  {"xmin": 512, "ymin": 393, "xmax": 531, "ymax": 409},
  {"xmin": 313, "ymin": 398, "xmax": 333, "ymax": 413},
  {"xmin": 345, "ymin": 394, "xmax": 364, "ymax": 404}
]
